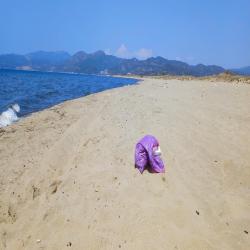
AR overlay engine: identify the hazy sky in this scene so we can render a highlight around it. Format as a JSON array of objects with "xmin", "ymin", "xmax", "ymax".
[{"xmin": 0, "ymin": 0, "xmax": 249, "ymax": 68}]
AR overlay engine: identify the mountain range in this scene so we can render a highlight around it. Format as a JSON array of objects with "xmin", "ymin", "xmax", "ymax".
[
  {"xmin": 0, "ymin": 50, "xmax": 249, "ymax": 76},
  {"xmin": 230, "ymin": 66, "xmax": 250, "ymax": 76}
]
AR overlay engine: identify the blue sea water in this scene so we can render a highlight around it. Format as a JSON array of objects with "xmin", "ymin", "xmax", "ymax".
[{"xmin": 0, "ymin": 69, "xmax": 137, "ymax": 119}]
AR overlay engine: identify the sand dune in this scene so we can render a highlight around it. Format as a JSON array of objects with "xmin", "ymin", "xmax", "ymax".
[{"xmin": 0, "ymin": 78, "xmax": 249, "ymax": 250}]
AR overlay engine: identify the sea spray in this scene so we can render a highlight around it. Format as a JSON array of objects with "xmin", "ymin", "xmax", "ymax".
[{"xmin": 0, "ymin": 104, "xmax": 20, "ymax": 127}]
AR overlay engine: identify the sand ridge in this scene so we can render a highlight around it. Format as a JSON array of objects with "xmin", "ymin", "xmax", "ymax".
[{"xmin": 0, "ymin": 78, "xmax": 249, "ymax": 249}]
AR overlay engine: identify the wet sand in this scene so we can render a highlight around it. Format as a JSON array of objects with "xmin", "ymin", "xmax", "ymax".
[{"xmin": 0, "ymin": 78, "xmax": 249, "ymax": 249}]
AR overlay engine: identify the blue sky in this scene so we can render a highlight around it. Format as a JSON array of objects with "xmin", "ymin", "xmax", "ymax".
[{"xmin": 0, "ymin": 0, "xmax": 249, "ymax": 68}]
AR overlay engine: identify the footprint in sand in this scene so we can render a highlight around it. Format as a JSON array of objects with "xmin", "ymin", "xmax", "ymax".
[
  {"xmin": 7, "ymin": 204, "xmax": 17, "ymax": 222},
  {"xmin": 49, "ymin": 180, "xmax": 62, "ymax": 194},
  {"xmin": 32, "ymin": 185, "xmax": 40, "ymax": 199}
]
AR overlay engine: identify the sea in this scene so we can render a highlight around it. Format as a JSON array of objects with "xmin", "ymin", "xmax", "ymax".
[{"xmin": 0, "ymin": 69, "xmax": 138, "ymax": 127}]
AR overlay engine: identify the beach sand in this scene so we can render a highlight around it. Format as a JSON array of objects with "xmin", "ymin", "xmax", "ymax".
[{"xmin": 0, "ymin": 78, "xmax": 249, "ymax": 250}]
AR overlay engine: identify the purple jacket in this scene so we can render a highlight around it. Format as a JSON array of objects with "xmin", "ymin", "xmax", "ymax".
[{"xmin": 135, "ymin": 135, "xmax": 165, "ymax": 174}]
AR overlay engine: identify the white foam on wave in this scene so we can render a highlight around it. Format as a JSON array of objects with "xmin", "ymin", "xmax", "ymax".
[{"xmin": 0, "ymin": 104, "xmax": 20, "ymax": 128}]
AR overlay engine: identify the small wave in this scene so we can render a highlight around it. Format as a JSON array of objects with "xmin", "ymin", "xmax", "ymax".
[{"xmin": 0, "ymin": 104, "xmax": 20, "ymax": 127}]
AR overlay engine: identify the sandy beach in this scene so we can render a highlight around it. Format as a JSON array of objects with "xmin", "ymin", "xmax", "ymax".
[{"xmin": 0, "ymin": 78, "xmax": 249, "ymax": 250}]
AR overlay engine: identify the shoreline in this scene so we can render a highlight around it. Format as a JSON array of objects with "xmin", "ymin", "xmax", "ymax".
[
  {"xmin": 0, "ymin": 73, "xmax": 140, "ymax": 128},
  {"xmin": 2, "ymin": 67, "xmax": 250, "ymax": 83},
  {"xmin": 114, "ymin": 72, "xmax": 250, "ymax": 84},
  {"xmin": 0, "ymin": 77, "xmax": 249, "ymax": 249}
]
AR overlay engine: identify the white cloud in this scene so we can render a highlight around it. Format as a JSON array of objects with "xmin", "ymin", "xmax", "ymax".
[
  {"xmin": 104, "ymin": 48, "xmax": 112, "ymax": 55},
  {"xmin": 115, "ymin": 44, "xmax": 131, "ymax": 58},
  {"xmin": 135, "ymin": 48, "xmax": 153, "ymax": 59},
  {"xmin": 114, "ymin": 44, "xmax": 153, "ymax": 59}
]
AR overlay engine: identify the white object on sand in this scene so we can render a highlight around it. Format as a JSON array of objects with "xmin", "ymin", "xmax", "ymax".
[
  {"xmin": 0, "ymin": 104, "xmax": 20, "ymax": 127},
  {"xmin": 153, "ymin": 146, "xmax": 162, "ymax": 156}
]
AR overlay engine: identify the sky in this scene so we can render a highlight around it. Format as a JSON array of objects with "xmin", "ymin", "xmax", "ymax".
[{"xmin": 0, "ymin": 0, "xmax": 249, "ymax": 68}]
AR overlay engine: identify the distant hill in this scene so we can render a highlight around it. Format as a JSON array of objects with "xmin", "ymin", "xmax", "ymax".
[
  {"xmin": 62, "ymin": 50, "xmax": 124, "ymax": 74},
  {"xmin": 0, "ymin": 50, "xmax": 225, "ymax": 76},
  {"xmin": 0, "ymin": 51, "xmax": 71, "ymax": 71},
  {"xmin": 0, "ymin": 54, "xmax": 29, "ymax": 69},
  {"xmin": 26, "ymin": 51, "xmax": 71, "ymax": 71},
  {"xmin": 230, "ymin": 66, "xmax": 250, "ymax": 76}
]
